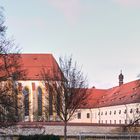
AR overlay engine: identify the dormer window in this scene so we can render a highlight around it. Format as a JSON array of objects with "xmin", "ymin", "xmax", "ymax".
[
  {"xmin": 131, "ymin": 94, "xmax": 137, "ymax": 98},
  {"xmin": 33, "ymin": 57, "xmax": 37, "ymax": 60},
  {"xmin": 114, "ymin": 92, "xmax": 118, "ymax": 95},
  {"xmin": 133, "ymin": 87, "xmax": 137, "ymax": 91},
  {"xmin": 119, "ymin": 96, "xmax": 125, "ymax": 100},
  {"xmin": 102, "ymin": 96, "xmax": 105, "ymax": 98}
]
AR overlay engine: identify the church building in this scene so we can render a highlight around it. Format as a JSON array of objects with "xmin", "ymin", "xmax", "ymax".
[{"xmin": 16, "ymin": 54, "xmax": 62, "ymax": 122}]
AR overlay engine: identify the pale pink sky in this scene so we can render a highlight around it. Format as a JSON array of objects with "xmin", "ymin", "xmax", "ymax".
[
  {"xmin": 1, "ymin": 0, "xmax": 140, "ymax": 88},
  {"xmin": 114, "ymin": 0, "xmax": 140, "ymax": 7}
]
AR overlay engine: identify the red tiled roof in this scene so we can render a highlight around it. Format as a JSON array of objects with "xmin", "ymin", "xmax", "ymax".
[
  {"xmin": 82, "ymin": 88, "xmax": 107, "ymax": 108},
  {"xmin": 0, "ymin": 53, "xmax": 61, "ymax": 80},
  {"xmin": 19, "ymin": 54, "xmax": 62, "ymax": 80},
  {"xmin": 83, "ymin": 80, "xmax": 140, "ymax": 108}
]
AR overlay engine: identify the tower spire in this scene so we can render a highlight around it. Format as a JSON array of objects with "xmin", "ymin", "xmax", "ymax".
[{"xmin": 118, "ymin": 70, "xmax": 124, "ymax": 86}]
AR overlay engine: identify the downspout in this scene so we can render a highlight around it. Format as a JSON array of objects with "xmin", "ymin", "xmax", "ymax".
[
  {"xmin": 98, "ymin": 108, "xmax": 100, "ymax": 123},
  {"xmin": 125, "ymin": 104, "xmax": 128, "ymax": 124},
  {"xmin": 89, "ymin": 108, "xmax": 92, "ymax": 123},
  {"xmin": 124, "ymin": 104, "xmax": 128, "ymax": 124}
]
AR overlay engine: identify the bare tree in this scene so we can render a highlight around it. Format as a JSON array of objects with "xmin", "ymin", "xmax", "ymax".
[
  {"xmin": 42, "ymin": 56, "xmax": 88, "ymax": 140},
  {"xmin": 122, "ymin": 79, "xmax": 140, "ymax": 133},
  {"xmin": 0, "ymin": 8, "xmax": 24, "ymax": 128}
]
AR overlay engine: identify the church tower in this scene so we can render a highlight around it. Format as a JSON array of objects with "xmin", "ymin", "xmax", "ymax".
[{"xmin": 118, "ymin": 70, "xmax": 124, "ymax": 86}]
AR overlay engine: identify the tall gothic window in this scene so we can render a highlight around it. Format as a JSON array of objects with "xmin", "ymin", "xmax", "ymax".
[
  {"xmin": 56, "ymin": 92, "xmax": 60, "ymax": 115},
  {"xmin": 49, "ymin": 86, "xmax": 53, "ymax": 116},
  {"xmin": 23, "ymin": 87, "xmax": 29, "ymax": 116},
  {"xmin": 38, "ymin": 87, "xmax": 42, "ymax": 116}
]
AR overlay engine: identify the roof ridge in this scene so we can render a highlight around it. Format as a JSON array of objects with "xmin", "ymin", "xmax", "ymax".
[
  {"xmin": 108, "ymin": 79, "xmax": 139, "ymax": 90},
  {"xmin": 20, "ymin": 53, "xmax": 53, "ymax": 55}
]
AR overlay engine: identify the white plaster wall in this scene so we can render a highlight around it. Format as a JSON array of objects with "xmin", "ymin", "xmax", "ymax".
[
  {"xmin": 70, "ymin": 109, "xmax": 92, "ymax": 123},
  {"xmin": 71, "ymin": 103, "xmax": 140, "ymax": 124},
  {"xmin": 92, "ymin": 103, "xmax": 140, "ymax": 124}
]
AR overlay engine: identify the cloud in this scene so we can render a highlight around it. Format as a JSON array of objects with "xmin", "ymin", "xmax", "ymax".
[
  {"xmin": 113, "ymin": 0, "xmax": 140, "ymax": 7},
  {"xmin": 47, "ymin": 0, "xmax": 81, "ymax": 26}
]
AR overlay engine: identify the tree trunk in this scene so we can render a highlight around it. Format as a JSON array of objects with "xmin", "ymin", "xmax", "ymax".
[{"xmin": 64, "ymin": 121, "xmax": 67, "ymax": 140}]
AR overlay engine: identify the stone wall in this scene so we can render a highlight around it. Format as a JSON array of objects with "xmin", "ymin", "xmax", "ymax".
[
  {"xmin": 0, "ymin": 123, "xmax": 140, "ymax": 140},
  {"xmin": 1, "ymin": 123, "xmax": 140, "ymax": 136}
]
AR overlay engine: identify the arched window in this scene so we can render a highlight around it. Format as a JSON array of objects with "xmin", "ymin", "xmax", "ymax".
[
  {"xmin": 56, "ymin": 92, "xmax": 60, "ymax": 115},
  {"xmin": 23, "ymin": 87, "xmax": 29, "ymax": 116},
  {"xmin": 49, "ymin": 86, "xmax": 53, "ymax": 116},
  {"xmin": 38, "ymin": 87, "xmax": 42, "ymax": 116}
]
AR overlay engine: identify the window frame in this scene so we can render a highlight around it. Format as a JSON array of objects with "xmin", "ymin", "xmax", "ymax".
[{"xmin": 77, "ymin": 113, "xmax": 81, "ymax": 119}]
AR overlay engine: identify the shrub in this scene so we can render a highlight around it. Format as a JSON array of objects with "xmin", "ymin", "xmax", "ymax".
[{"xmin": 18, "ymin": 134, "xmax": 60, "ymax": 140}]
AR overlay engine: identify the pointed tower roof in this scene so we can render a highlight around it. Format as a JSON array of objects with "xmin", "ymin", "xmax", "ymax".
[{"xmin": 118, "ymin": 70, "xmax": 124, "ymax": 86}]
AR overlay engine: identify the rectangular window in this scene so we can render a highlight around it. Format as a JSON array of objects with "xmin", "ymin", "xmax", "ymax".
[
  {"xmin": 77, "ymin": 113, "xmax": 81, "ymax": 119},
  {"xmin": 119, "ymin": 110, "xmax": 121, "ymax": 114},
  {"xmin": 125, "ymin": 120, "xmax": 127, "ymax": 124},
  {"xmin": 87, "ymin": 113, "xmax": 90, "ymax": 118},
  {"xmin": 119, "ymin": 120, "xmax": 121, "ymax": 124},
  {"xmin": 124, "ymin": 109, "xmax": 127, "ymax": 114},
  {"xmin": 136, "ymin": 108, "xmax": 139, "ymax": 113}
]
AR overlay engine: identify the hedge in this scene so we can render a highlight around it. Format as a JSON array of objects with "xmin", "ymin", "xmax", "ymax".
[{"xmin": 18, "ymin": 134, "xmax": 60, "ymax": 140}]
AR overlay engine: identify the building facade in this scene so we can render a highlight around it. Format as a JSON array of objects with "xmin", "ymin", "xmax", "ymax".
[
  {"xmin": 71, "ymin": 73, "xmax": 140, "ymax": 125},
  {"xmin": 2, "ymin": 53, "xmax": 139, "ymax": 125},
  {"xmin": 15, "ymin": 54, "xmax": 62, "ymax": 122}
]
